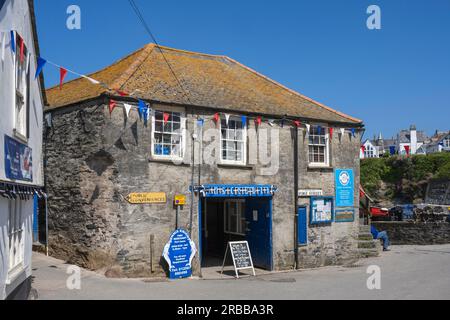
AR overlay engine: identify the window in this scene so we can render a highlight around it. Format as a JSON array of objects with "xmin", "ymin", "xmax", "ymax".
[
  {"xmin": 151, "ymin": 109, "xmax": 186, "ymax": 160},
  {"xmin": 308, "ymin": 125, "xmax": 329, "ymax": 166},
  {"xmin": 14, "ymin": 33, "xmax": 30, "ymax": 139},
  {"xmin": 220, "ymin": 116, "xmax": 246, "ymax": 165},
  {"xmin": 224, "ymin": 199, "xmax": 246, "ymax": 236},
  {"xmin": 443, "ymin": 137, "xmax": 450, "ymax": 148},
  {"xmin": 365, "ymin": 145, "xmax": 375, "ymax": 158},
  {"xmin": 8, "ymin": 199, "xmax": 25, "ymax": 282}
]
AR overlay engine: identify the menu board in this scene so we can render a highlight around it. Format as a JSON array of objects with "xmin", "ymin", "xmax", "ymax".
[
  {"xmin": 222, "ymin": 241, "xmax": 256, "ymax": 278},
  {"xmin": 310, "ymin": 197, "xmax": 334, "ymax": 224}
]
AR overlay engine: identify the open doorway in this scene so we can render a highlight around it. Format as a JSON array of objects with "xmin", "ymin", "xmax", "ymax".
[{"xmin": 200, "ymin": 197, "xmax": 273, "ymax": 271}]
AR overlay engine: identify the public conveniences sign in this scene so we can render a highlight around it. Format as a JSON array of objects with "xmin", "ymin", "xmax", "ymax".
[
  {"xmin": 163, "ymin": 229, "xmax": 197, "ymax": 279},
  {"xmin": 335, "ymin": 169, "xmax": 354, "ymax": 207}
]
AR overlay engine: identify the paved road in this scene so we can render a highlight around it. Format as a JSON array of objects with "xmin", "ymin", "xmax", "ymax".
[{"xmin": 32, "ymin": 244, "xmax": 450, "ymax": 300}]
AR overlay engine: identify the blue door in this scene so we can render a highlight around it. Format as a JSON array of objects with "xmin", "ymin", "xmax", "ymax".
[
  {"xmin": 298, "ymin": 206, "xmax": 308, "ymax": 246},
  {"xmin": 245, "ymin": 198, "xmax": 272, "ymax": 270}
]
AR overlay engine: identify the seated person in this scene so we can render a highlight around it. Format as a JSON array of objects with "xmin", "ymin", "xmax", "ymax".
[{"xmin": 371, "ymin": 225, "xmax": 391, "ymax": 252}]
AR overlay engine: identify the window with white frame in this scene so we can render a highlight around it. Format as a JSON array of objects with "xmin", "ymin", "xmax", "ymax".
[
  {"xmin": 152, "ymin": 109, "xmax": 186, "ymax": 159},
  {"xmin": 365, "ymin": 145, "xmax": 375, "ymax": 158},
  {"xmin": 14, "ymin": 33, "xmax": 30, "ymax": 139},
  {"xmin": 220, "ymin": 116, "xmax": 246, "ymax": 165},
  {"xmin": 224, "ymin": 199, "xmax": 246, "ymax": 236},
  {"xmin": 443, "ymin": 137, "xmax": 450, "ymax": 148},
  {"xmin": 8, "ymin": 199, "xmax": 25, "ymax": 280},
  {"xmin": 308, "ymin": 125, "xmax": 329, "ymax": 166}
]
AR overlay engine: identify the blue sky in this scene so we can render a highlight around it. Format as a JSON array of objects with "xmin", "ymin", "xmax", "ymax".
[{"xmin": 34, "ymin": 0, "xmax": 450, "ymax": 139}]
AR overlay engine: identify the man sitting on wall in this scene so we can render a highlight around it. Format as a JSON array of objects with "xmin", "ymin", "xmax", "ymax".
[{"xmin": 371, "ymin": 225, "xmax": 391, "ymax": 252}]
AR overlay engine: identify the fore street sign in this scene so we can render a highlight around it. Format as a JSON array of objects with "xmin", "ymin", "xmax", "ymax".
[{"xmin": 126, "ymin": 192, "xmax": 167, "ymax": 204}]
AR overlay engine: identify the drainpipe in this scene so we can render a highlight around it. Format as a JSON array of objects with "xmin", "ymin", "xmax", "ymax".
[
  {"xmin": 189, "ymin": 114, "xmax": 196, "ymax": 237},
  {"xmin": 45, "ymin": 194, "xmax": 49, "ymax": 257},
  {"xmin": 293, "ymin": 126, "xmax": 299, "ymax": 270}
]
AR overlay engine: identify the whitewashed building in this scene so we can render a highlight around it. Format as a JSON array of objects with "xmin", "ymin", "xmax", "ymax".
[{"xmin": 0, "ymin": 0, "xmax": 46, "ymax": 300}]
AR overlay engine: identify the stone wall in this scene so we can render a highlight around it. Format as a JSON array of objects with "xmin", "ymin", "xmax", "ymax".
[
  {"xmin": 372, "ymin": 221, "xmax": 450, "ymax": 245},
  {"xmin": 44, "ymin": 99, "xmax": 362, "ymax": 277}
]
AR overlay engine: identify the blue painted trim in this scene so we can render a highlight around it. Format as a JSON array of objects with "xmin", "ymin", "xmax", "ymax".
[
  {"xmin": 198, "ymin": 198, "xmax": 202, "ymax": 264},
  {"xmin": 269, "ymin": 197, "xmax": 274, "ymax": 271},
  {"xmin": 33, "ymin": 194, "xmax": 39, "ymax": 242},
  {"xmin": 310, "ymin": 196, "xmax": 335, "ymax": 225},
  {"xmin": 195, "ymin": 184, "xmax": 277, "ymax": 198}
]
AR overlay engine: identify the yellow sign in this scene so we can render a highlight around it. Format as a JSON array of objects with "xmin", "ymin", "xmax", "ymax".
[
  {"xmin": 126, "ymin": 192, "xmax": 167, "ymax": 204},
  {"xmin": 174, "ymin": 194, "xmax": 187, "ymax": 206}
]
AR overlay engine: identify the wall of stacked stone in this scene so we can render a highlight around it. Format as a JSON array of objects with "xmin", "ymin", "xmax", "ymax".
[
  {"xmin": 44, "ymin": 99, "xmax": 362, "ymax": 277},
  {"xmin": 372, "ymin": 221, "xmax": 450, "ymax": 245}
]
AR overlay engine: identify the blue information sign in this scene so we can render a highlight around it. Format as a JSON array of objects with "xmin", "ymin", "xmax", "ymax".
[
  {"xmin": 4, "ymin": 135, "xmax": 33, "ymax": 182},
  {"xmin": 163, "ymin": 229, "xmax": 197, "ymax": 279},
  {"xmin": 335, "ymin": 169, "xmax": 354, "ymax": 207}
]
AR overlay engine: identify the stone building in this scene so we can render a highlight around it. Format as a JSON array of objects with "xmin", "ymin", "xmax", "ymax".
[{"xmin": 44, "ymin": 44, "xmax": 364, "ymax": 277}]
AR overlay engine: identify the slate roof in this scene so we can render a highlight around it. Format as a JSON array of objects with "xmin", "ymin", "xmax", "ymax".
[
  {"xmin": 46, "ymin": 44, "xmax": 362, "ymax": 125},
  {"xmin": 398, "ymin": 130, "xmax": 428, "ymax": 143}
]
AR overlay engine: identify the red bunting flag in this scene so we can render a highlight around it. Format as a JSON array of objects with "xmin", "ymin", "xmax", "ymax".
[
  {"xmin": 404, "ymin": 145, "xmax": 410, "ymax": 156},
  {"xmin": 116, "ymin": 89, "xmax": 128, "ymax": 97},
  {"xmin": 213, "ymin": 113, "xmax": 220, "ymax": 124},
  {"xmin": 59, "ymin": 67, "xmax": 68, "ymax": 90},
  {"xmin": 293, "ymin": 120, "xmax": 301, "ymax": 128},
  {"xmin": 361, "ymin": 146, "xmax": 366, "ymax": 153},
  {"xmin": 109, "ymin": 99, "xmax": 117, "ymax": 115},
  {"xmin": 329, "ymin": 127, "xmax": 334, "ymax": 139},
  {"xmin": 255, "ymin": 116, "xmax": 262, "ymax": 127},
  {"xmin": 163, "ymin": 112, "xmax": 170, "ymax": 124},
  {"xmin": 19, "ymin": 36, "xmax": 24, "ymax": 63}
]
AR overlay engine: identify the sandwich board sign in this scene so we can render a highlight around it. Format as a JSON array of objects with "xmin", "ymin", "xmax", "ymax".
[{"xmin": 221, "ymin": 241, "xmax": 256, "ymax": 278}]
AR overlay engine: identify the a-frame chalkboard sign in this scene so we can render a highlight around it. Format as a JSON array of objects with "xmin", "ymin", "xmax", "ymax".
[{"xmin": 221, "ymin": 241, "xmax": 256, "ymax": 278}]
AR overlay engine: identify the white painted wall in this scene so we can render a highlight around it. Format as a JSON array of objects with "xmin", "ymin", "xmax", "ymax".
[
  {"xmin": 0, "ymin": 0, "xmax": 44, "ymax": 187},
  {"xmin": 0, "ymin": 0, "xmax": 44, "ymax": 299}
]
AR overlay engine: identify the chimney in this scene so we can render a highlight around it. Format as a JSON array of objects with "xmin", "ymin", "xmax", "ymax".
[{"xmin": 410, "ymin": 125, "xmax": 417, "ymax": 155}]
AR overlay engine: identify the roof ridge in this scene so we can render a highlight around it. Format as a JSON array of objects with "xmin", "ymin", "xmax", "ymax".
[
  {"xmin": 47, "ymin": 44, "xmax": 152, "ymax": 91},
  {"xmin": 224, "ymin": 56, "xmax": 363, "ymax": 124}
]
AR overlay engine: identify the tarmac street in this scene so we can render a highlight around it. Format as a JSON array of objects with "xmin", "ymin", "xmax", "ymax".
[{"xmin": 31, "ymin": 244, "xmax": 450, "ymax": 300}]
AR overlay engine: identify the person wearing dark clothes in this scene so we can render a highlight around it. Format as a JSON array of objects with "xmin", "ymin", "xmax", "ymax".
[{"xmin": 371, "ymin": 225, "xmax": 391, "ymax": 251}]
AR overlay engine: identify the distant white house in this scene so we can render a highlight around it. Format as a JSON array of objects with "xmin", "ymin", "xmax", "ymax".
[
  {"xmin": 0, "ymin": 0, "xmax": 46, "ymax": 300},
  {"xmin": 360, "ymin": 134, "xmax": 396, "ymax": 159},
  {"xmin": 422, "ymin": 131, "xmax": 450, "ymax": 155}
]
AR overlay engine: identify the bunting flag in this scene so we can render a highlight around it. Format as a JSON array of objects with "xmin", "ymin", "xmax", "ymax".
[
  {"xmin": 268, "ymin": 119, "xmax": 275, "ymax": 127},
  {"xmin": 361, "ymin": 145, "xmax": 366, "ymax": 153},
  {"xmin": 197, "ymin": 118, "xmax": 205, "ymax": 127},
  {"xmin": 389, "ymin": 146, "xmax": 396, "ymax": 155},
  {"xmin": 293, "ymin": 120, "xmax": 301, "ymax": 128},
  {"xmin": 1, "ymin": 32, "xmax": 6, "ymax": 61},
  {"xmin": 10, "ymin": 31, "xmax": 15, "ymax": 53},
  {"xmin": 305, "ymin": 124, "xmax": 311, "ymax": 133},
  {"xmin": 225, "ymin": 114, "xmax": 231, "ymax": 126},
  {"xmin": 82, "ymin": 75, "xmax": 101, "ymax": 85},
  {"xmin": 241, "ymin": 115, "xmax": 247, "ymax": 126},
  {"xmin": 329, "ymin": 127, "xmax": 334, "ymax": 139},
  {"xmin": 143, "ymin": 107, "xmax": 150, "ymax": 125},
  {"xmin": 116, "ymin": 89, "xmax": 128, "ymax": 97},
  {"xmin": 109, "ymin": 99, "xmax": 117, "ymax": 115},
  {"xmin": 163, "ymin": 112, "xmax": 170, "ymax": 124},
  {"xmin": 35, "ymin": 57, "xmax": 46, "ymax": 79},
  {"xmin": 59, "ymin": 67, "xmax": 68, "ymax": 89},
  {"xmin": 138, "ymin": 100, "xmax": 147, "ymax": 120},
  {"xmin": 123, "ymin": 104, "xmax": 132, "ymax": 118},
  {"xmin": 213, "ymin": 113, "xmax": 220, "ymax": 124},
  {"xmin": 340, "ymin": 128, "xmax": 345, "ymax": 136},
  {"xmin": 255, "ymin": 116, "xmax": 262, "ymax": 127},
  {"xmin": 19, "ymin": 35, "xmax": 24, "ymax": 63},
  {"xmin": 404, "ymin": 145, "xmax": 410, "ymax": 156},
  {"xmin": 317, "ymin": 126, "xmax": 322, "ymax": 135},
  {"xmin": 280, "ymin": 118, "xmax": 285, "ymax": 128},
  {"xmin": 351, "ymin": 128, "xmax": 356, "ymax": 137}
]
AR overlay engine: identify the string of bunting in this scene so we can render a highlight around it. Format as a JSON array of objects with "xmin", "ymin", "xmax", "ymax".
[{"xmin": 2, "ymin": 30, "xmax": 361, "ymax": 137}]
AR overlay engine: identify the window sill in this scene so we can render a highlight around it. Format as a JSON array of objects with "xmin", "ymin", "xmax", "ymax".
[
  {"xmin": 218, "ymin": 163, "xmax": 254, "ymax": 170},
  {"xmin": 13, "ymin": 130, "xmax": 28, "ymax": 144},
  {"xmin": 307, "ymin": 164, "xmax": 333, "ymax": 171},
  {"xmin": 148, "ymin": 157, "xmax": 191, "ymax": 166}
]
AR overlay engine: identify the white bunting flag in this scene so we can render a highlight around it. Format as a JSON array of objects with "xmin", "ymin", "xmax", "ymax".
[
  {"xmin": 124, "ymin": 104, "xmax": 132, "ymax": 118},
  {"xmin": 225, "ymin": 114, "xmax": 230, "ymax": 126},
  {"xmin": 1, "ymin": 32, "xmax": 5, "ymax": 62},
  {"xmin": 305, "ymin": 124, "xmax": 311, "ymax": 133},
  {"xmin": 340, "ymin": 128, "xmax": 345, "ymax": 136},
  {"xmin": 25, "ymin": 52, "xmax": 30, "ymax": 74},
  {"xmin": 82, "ymin": 75, "xmax": 100, "ymax": 85},
  {"xmin": 268, "ymin": 119, "xmax": 275, "ymax": 127}
]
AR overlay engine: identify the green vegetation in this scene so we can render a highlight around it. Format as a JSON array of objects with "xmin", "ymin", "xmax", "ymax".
[{"xmin": 361, "ymin": 153, "xmax": 450, "ymax": 203}]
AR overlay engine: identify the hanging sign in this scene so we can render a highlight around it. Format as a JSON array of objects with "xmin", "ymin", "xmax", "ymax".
[
  {"xmin": 335, "ymin": 208, "xmax": 355, "ymax": 223},
  {"xmin": 126, "ymin": 192, "xmax": 166, "ymax": 204},
  {"xmin": 195, "ymin": 184, "xmax": 277, "ymax": 198},
  {"xmin": 221, "ymin": 241, "xmax": 256, "ymax": 278},
  {"xmin": 163, "ymin": 229, "xmax": 197, "ymax": 279},
  {"xmin": 335, "ymin": 169, "xmax": 355, "ymax": 207},
  {"xmin": 4, "ymin": 135, "xmax": 33, "ymax": 182}
]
